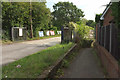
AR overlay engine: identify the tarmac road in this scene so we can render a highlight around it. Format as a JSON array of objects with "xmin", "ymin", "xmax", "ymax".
[{"xmin": 1, "ymin": 37, "xmax": 61, "ymax": 65}]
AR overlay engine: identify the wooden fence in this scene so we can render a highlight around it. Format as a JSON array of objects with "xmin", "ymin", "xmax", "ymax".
[{"xmin": 96, "ymin": 22, "xmax": 120, "ymax": 60}]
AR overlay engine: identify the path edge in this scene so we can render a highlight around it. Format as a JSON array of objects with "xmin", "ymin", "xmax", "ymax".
[
  {"xmin": 39, "ymin": 43, "xmax": 77, "ymax": 78},
  {"xmin": 94, "ymin": 42, "xmax": 120, "ymax": 78}
]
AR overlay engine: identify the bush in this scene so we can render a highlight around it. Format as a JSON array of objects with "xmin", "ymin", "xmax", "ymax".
[
  {"xmin": 81, "ymin": 39, "xmax": 93, "ymax": 48},
  {"xmin": 62, "ymin": 60, "xmax": 69, "ymax": 68}
]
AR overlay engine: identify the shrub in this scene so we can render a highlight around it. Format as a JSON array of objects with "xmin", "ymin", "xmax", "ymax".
[{"xmin": 62, "ymin": 60, "xmax": 70, "ymax": 68}]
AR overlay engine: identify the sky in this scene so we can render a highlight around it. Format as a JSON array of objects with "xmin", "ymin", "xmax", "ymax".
[{"xmin": 46, "ymin": 0, "xmax": 111, "ymax": 21}]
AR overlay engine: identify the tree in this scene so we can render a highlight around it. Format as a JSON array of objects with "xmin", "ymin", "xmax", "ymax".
[
  {"xmin": 77, "ymin": 18, "xmax": 88, "ymax": 25},
  {"xmin": 2, "ymin": 2, "xmax": 30, "ymax": 40},
  {"xmin": 111, "ymin": 2, "xmax": 120, "ymax": 46},
  {"xmin": 111, "ymin": 2, "xmax": 120, "ymax": 28},
  {"xmin": 31, "ymin": 2, "xmax": 51, "ymax": 37},
  {"xmin": 52, "ymin": 2, "xmax": 84, "ymax": 28},
  {"xmin": 95, "ymin": 14, "xmax": 102, "ymax": 23},
  {"xmin": 86, "ymin": 20, "xmax": 96, "ymax": 27},
  {"xmin": 2, "ymin": 2, "xmax": 51, "ymax": 39},
  {"xmin": 30, "ymin": 1, "xmax": 33, "ymax": 38}
]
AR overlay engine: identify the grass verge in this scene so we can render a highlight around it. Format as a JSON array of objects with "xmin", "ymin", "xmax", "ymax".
[
  {"xmin": 54, "ymin": 47, "xmax": 79, "ymax": 78},
  {"xmin": 28, "ymin": 35, "xmax": 61, "ymax": 40},
  {"xmin": 2, "ymin": 34, "xmax": 61, "ymax": 44},
  {"xmin": 2, "ymin": 42, "xmax": 74, "ymax": 78}
]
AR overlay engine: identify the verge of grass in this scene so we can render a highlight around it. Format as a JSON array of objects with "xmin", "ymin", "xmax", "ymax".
[
  {"xmin": 37, "ymin": 35, "xmax": 61, "ymax": 40},
  {"xmin": 28, "ymin": 34, "xmax": 61, "ymax": 40},
  {"xmin": 2, "ymin": 40, "xmax": 13, "ymax": 44},
  {"xmin": 2, "ymin": 34, "xmax": 61, "ymax": 44},
  {"xmin": 54, "ymin": 48, "xmax": 79, "ymax": 78},
  {"xmin": 2, "ymin": 42, "xmax": 74, "ymax": 78}
]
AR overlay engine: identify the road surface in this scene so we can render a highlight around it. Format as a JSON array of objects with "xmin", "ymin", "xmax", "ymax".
[{"xmin": 2, "ymin": 37, "xmax": 61, "ymax": 65}]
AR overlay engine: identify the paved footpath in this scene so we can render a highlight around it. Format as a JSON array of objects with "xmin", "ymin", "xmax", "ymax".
[
  {"xmin": 2, "ymin": 37, "xmax": 61, "ymax": 65},
  {"xmin": 63, "ymin": 48, "xmax": 105, "ymax": 78}
]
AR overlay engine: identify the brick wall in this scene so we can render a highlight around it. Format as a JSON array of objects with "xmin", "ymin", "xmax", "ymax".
[
  {"xmin": 95, "ymin": 42, "xmax": 120, "ymax": 78},
  {"xmin": 103, "ymin": 8, "xmax": 114, "ymax": 26}
]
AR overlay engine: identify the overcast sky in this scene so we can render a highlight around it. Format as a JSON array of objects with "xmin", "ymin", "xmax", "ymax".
[{"xmin": 46, "ymin": 0, "xmax": 111, "ymax": 21}]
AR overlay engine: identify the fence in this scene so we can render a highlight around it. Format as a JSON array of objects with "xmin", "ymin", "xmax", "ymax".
[{"xmin": 96, "ymin": 22, "xmax": 120, "ymax": 60}]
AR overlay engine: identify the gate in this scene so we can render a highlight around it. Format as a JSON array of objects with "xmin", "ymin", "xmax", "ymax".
[{"xmin": 12, "ymin": 27, "xmax": 27, "ymax": 41}]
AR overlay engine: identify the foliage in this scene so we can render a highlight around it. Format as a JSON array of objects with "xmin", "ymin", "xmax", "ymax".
[
  {"xmin": 2, "ymin": 2, "xmax": 29, "ymax": 40},
  {"xmin": 111, "ymin": 2, "xmax": 120, "ymax": 44},
  {"xmin": 2, "ymin": 2, "xmax": 51, "ymax": 40},
  {"xmin": 111, "ymin": 2, "xmax": 120, "ymax": 28},
  {"xmin": 95, "ymin": 14, "xmax": 102, "ymax": 23},
  {"xmin": 69, "ymin": 18, "xmax": 94, "ymax": 47},
  {"xmin": 86, "ymin": 20, "xmax": 96, "ymax": 28},
  {"xmin": 55, "ymin": 69, "xmax": 64, "ymax": 78},
  {"xmin": 95, "ymin": 14, "xmax": 103, "ymax": 26},
  {"xmin": 52, "ymin": 2, "xmax": 84, "ymax": 29},
  {"xmin": 62, "ymin": 59, "xmax": 70, "ymax": 68},
  {"xmin": 76, "ymin": 18, "xmax": 87, "ymax": 25},
  {"xmin": 80, "ymin": 39, "xmax": 93, "ymax": 48},
  {"xmin": 2, "ymin": 42, "xmax": 74, "ymax": 78},
  {"xmin": 31, "ymin": 2, "xmax": 51, "ymax": 37},
  {"xmin": 76, "ymin": 19, "xmax": 94, "ymax": 39}
]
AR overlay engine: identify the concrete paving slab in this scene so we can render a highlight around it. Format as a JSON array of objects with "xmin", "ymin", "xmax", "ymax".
[{"xmin": 63, "ymin": 48, "xmax": 105, "ymax": 78}]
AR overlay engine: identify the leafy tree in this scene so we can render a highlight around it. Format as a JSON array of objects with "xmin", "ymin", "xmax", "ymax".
[
  {"xmin": 77, "ymin": 18, "xmax": 88, "ymax": 25},
  {"xmin": 2, "ymin": 2, "xmax": 30, "ymax": 40},
  {"xmin": 52, "ymin": 2, "xmax": 84, "ymax": 29},
  {"xmin": 111, "ymin": 2, "xmax": 120, "ymax": 28},
  {"xmin": 70, "ymin": 20, "xmax": 94, "ymax": 43},
  {"xmin": 2, "ymin": 2, "xmax": 51, "ymax": 39},
  {"xmin": 111, "ymin": 2, "xmax": 120, "ymax": 46},
  {"xmin": 95, "ymin": 14, "xmax": 102, "ymax": 23},
  {"xmin": 31, "ymin": 2, "xmax": 51, "ymax": 37},
  {"xmin": 86, "ymin": 20, "xmax": 96, "ymax": 27}
]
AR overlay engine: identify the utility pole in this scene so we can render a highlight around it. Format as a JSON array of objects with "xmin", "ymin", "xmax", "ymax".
[{"xmin": 30, "ymin": 0, "xmax": 33, "ymax": 38}]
